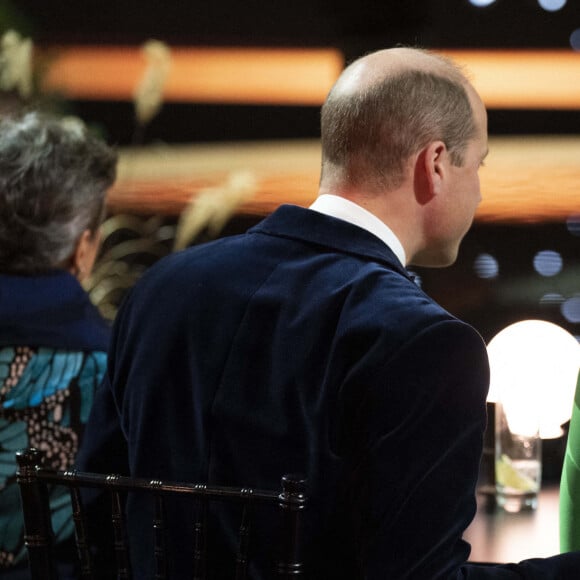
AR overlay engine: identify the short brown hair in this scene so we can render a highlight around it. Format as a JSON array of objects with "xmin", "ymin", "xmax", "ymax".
[{"xmin": 321, "ymin": 59, "xmax": 477, "ymax": 191}]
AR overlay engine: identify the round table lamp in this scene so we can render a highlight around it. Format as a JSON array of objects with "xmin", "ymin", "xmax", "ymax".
[{"xmin": 487, "ymin": 319, "xmax": 580, "ymax": 439}]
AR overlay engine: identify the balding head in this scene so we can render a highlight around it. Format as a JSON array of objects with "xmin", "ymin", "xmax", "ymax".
[
  {"xmin": 320, "ymin": 47, "xmax": 479, "ymax": 193},
  {"xmin": 331, "ymin": 47, "xmax": 469, "ymax": 94}
]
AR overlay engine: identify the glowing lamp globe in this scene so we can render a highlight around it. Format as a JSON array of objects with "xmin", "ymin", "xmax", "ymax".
[{"xmin": 487, "ymin": 320, "xmax": 580, "ymax": 439}]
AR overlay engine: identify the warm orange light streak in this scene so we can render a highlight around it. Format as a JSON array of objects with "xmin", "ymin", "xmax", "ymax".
[
  {"xmin": 109, "ymin": 136, "xmax": 580, "ymax": 223},
  {"xmin": 477, "ymin": 135, "xmax": 580, "ymax": 223},
  {"xmin": 441, "ymin": 49, "xmax": 580, "ymax": 110},
  {"xmin": 41, "ymin": 46, "xmax": 580, "ymax": 109},
  {"xmin": 41, "ymin": 46, "xmax": 344, "ymax": 105}
]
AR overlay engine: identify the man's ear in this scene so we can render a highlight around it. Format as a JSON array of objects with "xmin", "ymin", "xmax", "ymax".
[{"xmin": 414, "ymin": 141, "xmax": 447, "ymax": 204}]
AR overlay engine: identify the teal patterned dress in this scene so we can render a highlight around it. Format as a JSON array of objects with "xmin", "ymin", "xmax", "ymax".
[{"xmin": 0, "ymin": 271, "xmax": 110, "ymax": 572}]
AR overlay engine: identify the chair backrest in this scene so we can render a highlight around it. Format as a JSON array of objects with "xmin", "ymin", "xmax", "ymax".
[{"xmin": 16, "ymin": 447, "xmax": 307, "ymax": 580}]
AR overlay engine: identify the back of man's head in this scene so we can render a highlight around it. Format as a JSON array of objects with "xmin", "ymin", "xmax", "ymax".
[{"xmin": 320, "ymin": 47, "xmax": 477, "ymax": 193}]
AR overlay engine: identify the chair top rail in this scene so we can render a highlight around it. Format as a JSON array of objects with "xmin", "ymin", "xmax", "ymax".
[{"xmin": 29, "ymin": 467, "xmax": 284, "ymax": 504}]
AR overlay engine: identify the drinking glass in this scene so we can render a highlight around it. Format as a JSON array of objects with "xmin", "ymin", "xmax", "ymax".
[{"xmin": 495, "ymin": 400, "xmax": 542, "ymax": 512}]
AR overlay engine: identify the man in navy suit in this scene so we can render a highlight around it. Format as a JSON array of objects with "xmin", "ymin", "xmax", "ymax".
[{"xmin": 77, "ymin": 47, "xmax": 580, "ymax": 578}]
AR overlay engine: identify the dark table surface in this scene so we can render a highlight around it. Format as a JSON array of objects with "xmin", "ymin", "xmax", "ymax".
[{"xmin": 464, "ymin": 485, "xmax": 560, "ymax": 564}]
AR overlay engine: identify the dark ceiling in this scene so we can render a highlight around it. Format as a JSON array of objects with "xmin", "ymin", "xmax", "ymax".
[
  {"xmin": 7, "ymin": 0, "xmax": 579, "ymax": 144},
  {"xmin": 9, "ymin": 0, "xmax": 580, "ymax": 52}
]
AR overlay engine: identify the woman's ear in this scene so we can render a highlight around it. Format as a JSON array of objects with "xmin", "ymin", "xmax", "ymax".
[
  {"xmin": 414, "ymin": 141, "xmax": 447, "ymax": 204},
  {"xmin": 70, "ymin": 229, "xmax": 101, "ymax": 282}
]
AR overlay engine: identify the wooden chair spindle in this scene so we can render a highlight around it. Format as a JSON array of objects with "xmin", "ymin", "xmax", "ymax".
[
  {"xmin": 277, "ymin": 474, "xmax": 307, "ymax": 579},
  {"xmin": 109, "ymin": 480, "xmax": 132, "ymax": 580},
  {"xmin": 66, "ymin": 477, "xmax": 94, "ymax": 580},
  {"xmin": 234, "ymin": 488, "xmax": 254, "ymax": 580},
  {"xmin": 151, "ymin": 481, "xmax": 167, "ymax": 580},
  {"xmin": 192, "ymin": 484, "xmax": 208, "ymax": 580},
  {"xmin": 15, "ymin": 448, "xmax": 57, "ymax": 580}
]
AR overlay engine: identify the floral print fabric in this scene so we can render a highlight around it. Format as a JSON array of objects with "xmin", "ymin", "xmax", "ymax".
[{"xmin": 0, "ymin": 346, "xmax": 106, "ymax": 568}]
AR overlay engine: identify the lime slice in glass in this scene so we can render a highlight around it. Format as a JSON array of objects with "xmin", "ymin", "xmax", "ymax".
[{"xmin": 495, "ymin": 454, "xmax": 536, "ymax": 492}]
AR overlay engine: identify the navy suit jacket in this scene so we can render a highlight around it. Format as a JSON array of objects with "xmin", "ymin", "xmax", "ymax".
[{"xmin": 77, "ymin": 204, "xmax": 580, "ymax": 579}]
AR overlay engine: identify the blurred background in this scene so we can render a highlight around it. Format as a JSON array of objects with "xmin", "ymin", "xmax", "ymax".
[{"xmin": 2, "ymin": 2, "xmax": 580, "ymax": 464}]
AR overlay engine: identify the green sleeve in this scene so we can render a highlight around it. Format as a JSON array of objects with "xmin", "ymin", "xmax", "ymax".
[{"xmin": 560, "ymin": 370, "xmax": 580, "ymax": 552}]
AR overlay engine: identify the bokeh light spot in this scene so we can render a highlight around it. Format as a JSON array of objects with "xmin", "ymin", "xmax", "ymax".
[
  {"xmin": 474, "ymin": 253, "xmax": 499, "ymax": 279},
  {"xmin": 538, "ymin": 0, "xmax": 567, "ymax": 11},
  {"xmin": 566, "ymin": 214, "xmax": 580, "ymax": 235},
  {"xmin": 468, "ymin": 0, "xmax": 497, "ymax": 6},
  {"xmin": 533, "ymin": 250, "xmax": 562, "ymax": 277},
  {"xmin": 571, "ymin": 29, "xmax": 580, "ymax": 51},
  {"xmin": 540, "ymin": 293, "xmax": 565, "ymax": 306},
  {"xmin": 562, "ymin": 296, "xmax": 580, "ymax": 323}
]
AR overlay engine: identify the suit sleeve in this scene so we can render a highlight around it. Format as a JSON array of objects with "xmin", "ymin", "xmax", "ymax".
[
  {"xmin": 345, "ymin": 320, "xmax": 580, "ymax": 579},
  {"xmin": 72, "ymin": 314, "xmax": 131, "ymax": 577},
  {"xmin": 74, "ymin": 371, "xmax": 129, "ymax": 475},
  {"xmin": 75, "ymin": 288, "xmax": 133, "ymax": 477}
]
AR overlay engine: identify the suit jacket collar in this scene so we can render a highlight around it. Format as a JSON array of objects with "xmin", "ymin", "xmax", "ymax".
[{"xmin": 250, "ymin": 204, "xmax": 414, "ymax": 281}]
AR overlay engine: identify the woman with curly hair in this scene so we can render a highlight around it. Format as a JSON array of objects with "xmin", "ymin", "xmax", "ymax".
[{"xmin": 0, "ymin": 112, "xmax": 117, "ymax": 578}]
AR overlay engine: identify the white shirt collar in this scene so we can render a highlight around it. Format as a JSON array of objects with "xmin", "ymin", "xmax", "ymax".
[{"xmin": 309, "ymin": 194, "xmax": 407, "ymax": 266}]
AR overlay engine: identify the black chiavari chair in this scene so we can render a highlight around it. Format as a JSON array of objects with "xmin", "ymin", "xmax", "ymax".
[{"xmin": 16, "ymin": 448, "xmax": 306, "ymax": 580}]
